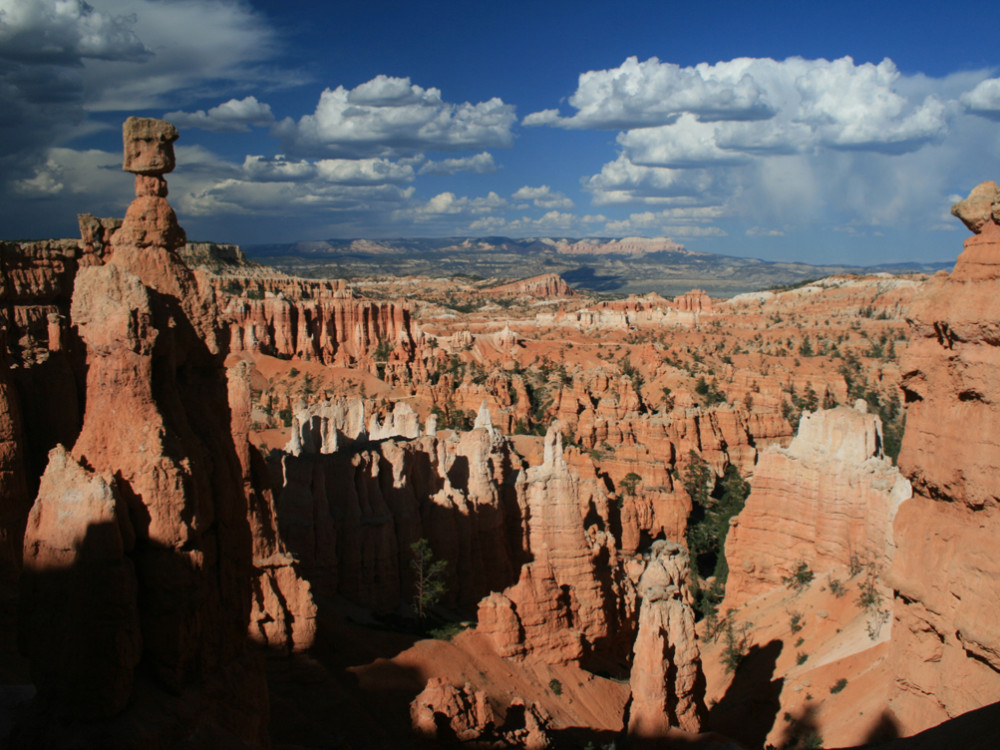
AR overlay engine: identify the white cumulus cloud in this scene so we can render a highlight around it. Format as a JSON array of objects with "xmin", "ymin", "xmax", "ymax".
[
  {"xmin": 407, "ymin": 190, "xmax": 507, "ymax": 218},
  {"xmin": 512, "ymin": 185, "xmax": 574, "ymax": 210},
  {"xmin": 418, "ymin": 151, "xmax": 497, "ymax": 175},
  {"xmin": 181, "ymin": 177, "xmax": 415, "ymax": 218},
  {"xmin": 0, "ymin": 0, "xmax": 283, "ymax": 195},
  {"xmin": 619, "ymin": 114, "xmax": 752, "ymax": 167},
  {"xmin": 523, "ymin": 56, "xmax": 774, "ymax": 129},
  {"xmin": 531, "ymin": 56, "xmax": 950, "ymax": 156},
  {"xmin": 166, "ymin": 96, "xmax": 274, "ymax": 133},
  {"xmin": 242, "ymin": 154, "xmax": 414, "ymax": 185},
  {"xmin": 961, "ymin": 78, "xmax": 1000, "ymax": 120},
  {"xmin": 604, "ymin": 211, "xmax": 728, "ymax": 238},
  {"xmin": 0, "ymin": 0, "xmax": 149, "ymax": 63},
  {"xmin": 82, "ymin": 0, "xmax": 284, "ymax": 112},
  {"xmin": 560, "ymin": 56, "xmax": 999, "ymax": 238},
  {"xmin": 273, "ymin": 74, "xmax": 517, "ymax": 157},
  {"xmin": 584, "ymin": 155, "xmax": 717, "ymax": 205}
]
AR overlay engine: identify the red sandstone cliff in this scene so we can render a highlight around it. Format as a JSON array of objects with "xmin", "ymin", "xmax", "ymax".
[
  {"xmin": 477, "ymin": 423, "xmax": 635, "ymax": 666},
  {"xmin": 225, "ymin": 291, "xmax": 418, "ymax": 369},
  {"xmin": 487, "ymin": 273, "xmax": 576, "ymax": 298},
  {"xmin": 888, "ymin": 182, "xmax": 1000, "ymax": 733},
  {"xmin": 229, "ymin": 361, "xmax": 316, "ymax": 654},
  {"xmin": 724, "ymin": 403, "xmax": 910, "ymax": 611},
  {"xmin": 409, "ymin": 677, "xmax": 552, "ymax": 748},
  {"xmin": 273, "ymin": 400, "xmax": 526, "ymax": 614}
]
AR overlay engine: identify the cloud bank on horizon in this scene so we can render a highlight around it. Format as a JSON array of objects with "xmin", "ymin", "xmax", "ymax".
[{"xmin": 3, "ymin": 0, "xmax": 1000, "ymax": 265}]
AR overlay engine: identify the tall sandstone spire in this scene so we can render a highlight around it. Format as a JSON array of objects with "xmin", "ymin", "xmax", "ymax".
[{"xmin": 14, "ymin": 119, "xmax": 269, "ymax": 748}]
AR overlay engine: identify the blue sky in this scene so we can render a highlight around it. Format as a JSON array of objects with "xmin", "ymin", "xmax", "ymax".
[{"xmin": 3, "ymin": 0, "xmax": 1000, "ymax": 265}]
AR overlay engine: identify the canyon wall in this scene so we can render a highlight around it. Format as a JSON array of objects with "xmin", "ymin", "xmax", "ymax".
[
  {"xmin": 723, "ymin": 403, "xmax": 910, "ymax": 611},
  {"xmin": 225, "ymin": 291, "xmax": 419, "ymax": 368},
  {"xmin": 889, "ymin": 182, "xmax": 1000, "ymax": 733},
  {"xmin": 273, "ymin": 402, "xmax": 527, "ymax": 614},
  {"xmin": 487, "ymin": 272, "xmax": 576, "ymax": 298}
]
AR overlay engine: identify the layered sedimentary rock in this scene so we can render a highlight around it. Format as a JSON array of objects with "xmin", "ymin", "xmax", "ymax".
[
  {"xmin": 888, "ymin": 183, "xmax": 1000, "ymax": 733},
  {"xmin": 555, "ymin": 236, "xmax": 685, "ymax": 257},
  {"xmin": 18, "ymin": 446, "xmax": 140, "ymax": 717},
  {"xmin": 557, "ymin": 291, "xmax": 711, "ymax": 329},
  {"xmin": 0, "ymin": 238, "xmax": 84, "ymax": 493},
  {"xmin": 673, "ymin": 289, "xmax": 712, "ymax": 313},
  {"xmin": 950, "ymin": 180, "xmax": 999, "ymax": 233},
  {"xmin": 282, "ymin": 397, "xmax": 420, "ymax": 456},
  {"xmin": 0, "ymin": 328, "xmax": 29, "ymax": 595},
  {"xmin": 0, "ymin": 239, "xmax": 79, "ymax": 359},
  {"xmin": 273, "ymin": 402, "xmax": 525, "ymax": 614},
  {"xmin": 487, "ymin": 273, "xmax": 575, "ymax": 298},
  {"xmin": 627, "ymin": 540, "xmax": 705, "ymax": 736},
  {"xmin": 229, "ymin": 362, "xmax": 316, "ymax": 654},
  {"xmin": 13, "ymin": 117, "xmax": 269, "ymax": 747},
  {"xmin": 225, "ymin": 292, "xmax": 418, "ymax": 367},
  {"xmin": 723, "ymin": 403, "xmax": 910, "ymax": 611},
  {"xmin": 476, "ymin": 424, "xmax": 634, "ymax": 665}
]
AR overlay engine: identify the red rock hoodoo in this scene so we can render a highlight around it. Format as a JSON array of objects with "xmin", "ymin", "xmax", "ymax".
[
  {"xmin": 627, "ymin": 540, "xmax": 705, "ymax": 737},
  {"xmin": 14, "ymin": 118, "xmax": 270, "ymax": 748},
  {"xmin": 476, "ymin": 423, "xmax": 635, "ymax": 666}
]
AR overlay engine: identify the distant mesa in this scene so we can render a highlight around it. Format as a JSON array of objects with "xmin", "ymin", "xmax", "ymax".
[
  {"xmin": 254, "ymin": 235, "xmax": 693, "ymax": 260},
  {"xmin": 246, "ymin": 234, "xmax": 951, "ymax": 298},
  {"xmin": 542, "ymin": 235, "xmax": 695, "ymax": 257},
  {"xmin": 485, "ymin": 273, "xmax": 576, "ymax": 298}
]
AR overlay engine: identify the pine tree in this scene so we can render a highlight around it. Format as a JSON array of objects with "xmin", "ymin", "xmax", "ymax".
[{"xmin": 411, "ymin": 538, "xmax": 447, "ymax": 622}]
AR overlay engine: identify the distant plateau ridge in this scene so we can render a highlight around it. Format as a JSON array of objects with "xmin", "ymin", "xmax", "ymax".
[{"xmin": 246, "ymin": 236, "xmax": 951, "ymax": 297}]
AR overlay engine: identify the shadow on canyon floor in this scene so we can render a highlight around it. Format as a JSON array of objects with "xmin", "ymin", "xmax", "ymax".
[
  {"xmin": 3, "ymin": 519, "xmax": 271, "ymax": 749},
  {"xmin": 706, "ymin": 639, "xmax": 784, "ymax": 749},
  {"xmin": 561, "ymin": 266, "xmax": 627, "ymax": 292},
  {"xmin": 831, "ymin": 701, "xmax": 1000, "ymax": 750}
]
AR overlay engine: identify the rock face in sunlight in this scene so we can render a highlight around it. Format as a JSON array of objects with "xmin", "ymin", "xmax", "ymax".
[
  {"xmin": 122, "ymin": 117, "xmax": 179, "ymax": 174},
  {"xmin": 672, "ymin": 288, "xmax": 713, "ymax": 313},
  {"xmin": 723, "ymin": 403, "xmax": 910, "ymax": 611},
  {"xmin": 486, "ymin": 272, "xmax": 576, "ymax": 298},
  {"xmin": 627, "ymin": 540, "xmax": 705, "ymax": 736},
  {"xmin": 225, "ymin": 290, "xmax": 418, "ymax": 366},
  {"xmin": 888, "ymin": 185, "xmax": 1000, "ymax": 734},
  {"xmin": 950, "ymin": 180, "xmax": 1000, "ymax": 234},
  {"xmin": 12, "ymin": 119, "xmax": 270, "ymax": 748},
  {"xmin": 476, "ymin": 423, "xmax": 635, "ymax": 665}
]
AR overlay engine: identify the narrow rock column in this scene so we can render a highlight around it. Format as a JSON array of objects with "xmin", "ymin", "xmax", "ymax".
[
  {"xmin": 628, "ymin": 540, "xmax": 705, "ymax": 736},
  {"xmin": 15, "ymin": 117, "xmax": 269, "ymax": 747}
]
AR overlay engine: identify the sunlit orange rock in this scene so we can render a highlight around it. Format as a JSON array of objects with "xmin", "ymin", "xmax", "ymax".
[
  {"xmin": 724, "ymin": 403, "xmax": 909, "ymax": 612},
  {"xmin": 628, "ymin": 540, "xmax": 705, "ymax": 737},
  {"xmin": 889, "ymin": 197, "xmax": 1000, "ymax": 734}
]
